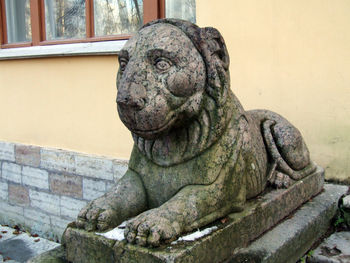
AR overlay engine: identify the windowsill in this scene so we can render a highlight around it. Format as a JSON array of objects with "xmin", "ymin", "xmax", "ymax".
[{"xmin": 0, "ymin": 40, "xmax": 127, "ymax": 60}]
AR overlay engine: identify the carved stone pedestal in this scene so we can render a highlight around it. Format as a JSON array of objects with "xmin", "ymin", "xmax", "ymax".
[{"xmin": 60, "ymin": 166, "xmax": 344, "ymax": 263}]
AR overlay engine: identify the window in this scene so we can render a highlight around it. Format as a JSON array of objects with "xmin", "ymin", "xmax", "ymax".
[
  {"xmin": 0, "ymin": 0, "xmax": 196, "ymax": 50},
  {"xmin": 166, "ymin": 0, "xmax": 195, "ymax": 24},
  {"xmin": 0, "ymin": 0, "xmax": 165, "ymax": 48}
]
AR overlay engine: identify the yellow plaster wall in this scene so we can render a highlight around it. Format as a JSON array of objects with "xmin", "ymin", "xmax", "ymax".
[
  {"xmin": 0, "ymin": 0, "xmax": 349, "ymax": 182},
  {"xmin": 197, "ymin": 0, "xmax": 350, "ymax": 182},
  {"xmin": 0, "ymin": 56, "xmax": 133, "ymax": 159}
]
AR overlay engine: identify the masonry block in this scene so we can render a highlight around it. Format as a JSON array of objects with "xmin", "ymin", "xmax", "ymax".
[
  {"xmin": 83, "ymin": 178, "xmax": 106, "ymax": 200},
  {"xmin": 24, "ymin": 207, "xmax": 51, "ymax": 225},
  {"xmin": 0, "ymin": 142, "xmax": 15, "ymax": 162},
  {"xmin": 113, "ymin": 160, "xmax": 128, "ymax": 182},
  {"xmin": 76, "ymin": 155, "xmax": 113, "ymax": 180},
  {"xmin": 0, "ymin": 200, "xmax": 24, "ymax": 215},
  {"xmin": 60, "ymin": 196, "xmax": 87, "ymax": 220},
  {"xmin": 0, "ymin": 180, "xmax": 8, "ymax": 200},
  {"xmin": 50, "ymin": 173, "xmax": 82, "ymax": 198},
  {"xmin": 9, "ymin": 184, "xmax": 30, "ymax": 206},
  {"xmin": 50, "ymin": 215, "xmax": 73, "ymax": 240},
  {"xmin": 41, "ymin": 149, "xmax": 76, "ymax": 173},
  {"xmin": 30, "ymin": 189, "xmax": 60, "ymax": 216},
  {"xmin": 15, "ymin": 145, "xmax": 41, "ymax": 167},
  {"xmin": 51, "ymin": 215, "xmax": 72, "ymax": 231},
  {"xmin": 22, "ymin": 166, "xmax": 49, "ymax": 189},
  {"xmin": 24, "ymin": 207, "xmax": 52, "ymax": 236},
  {"xmin": 2, "ymin": 162, "xmax": 21, "ymax": 184},
  {"xmin": 0, "ymin": 200, "xmax": 24, "ymax": 225}
]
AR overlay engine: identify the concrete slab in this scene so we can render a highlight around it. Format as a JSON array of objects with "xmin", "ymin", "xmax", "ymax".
[
  {"xmin": 0, "ymin": 225, "xmax": 60, "ymax": 263},
  {"xmin": 63, "ymin": 166, "xmax": 325, "ymax": 263},
  {"xmin": 308, "ymin": 231, "xmax": 350, "ymax": 263},
  {"xmin": 227, "ymin": 183, "xmax": 348, "ymax": 263}
]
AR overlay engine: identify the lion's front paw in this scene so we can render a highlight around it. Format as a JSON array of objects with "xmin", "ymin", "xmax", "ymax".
[
  {"xmin": 125, "ymin": 209, "xmax": 182, "ymax": 247},
  {"xmin": 76, "ymin": 195, "xmax": 119, "ymax": 232}
]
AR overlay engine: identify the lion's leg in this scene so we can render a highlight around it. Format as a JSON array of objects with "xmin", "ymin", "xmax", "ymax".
[
  {"xmin": 76, "ymin": 169, "xmax": 147, "ymax": 231},
  {"xmin": 124, "ymin": 153, "xmax": 246, "ymax": 247}
]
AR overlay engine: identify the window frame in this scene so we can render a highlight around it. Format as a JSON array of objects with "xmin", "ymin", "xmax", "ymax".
[{"xmin": 0, "ymin": 0, "xmax": 165, "ymax": 49}]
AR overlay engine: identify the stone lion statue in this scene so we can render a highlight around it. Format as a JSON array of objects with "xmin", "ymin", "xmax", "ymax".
[{"xmin": 76, "ymin": 19, "xmax": 316, "ymax": 247}]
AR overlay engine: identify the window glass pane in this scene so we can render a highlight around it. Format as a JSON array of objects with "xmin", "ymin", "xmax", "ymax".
[
  {"xmin": 94, "ymin": 0, "xmax": 143, "ymax": 36},
  {"xmin": 5, "ymin": 0, "xmax": 32, "ymax": 43},
  {"xmin": 166, "ymin": 0, "xmax": 196, "ymax": 23},
  {"xmin": 45, "ymin": 0, "xmax": 86, "ymax": 40}
]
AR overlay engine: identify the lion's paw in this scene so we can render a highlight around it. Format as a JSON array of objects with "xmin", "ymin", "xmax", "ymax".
[
  {"xmin": 76, "ymin": 196, "xmax": 118, "ymax": 231},
  {"xmin": 125, "ymin": 209, "xmax": 181, "ymax": 247}
]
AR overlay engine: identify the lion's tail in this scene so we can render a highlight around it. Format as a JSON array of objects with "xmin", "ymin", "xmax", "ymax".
[{"xmin": 261, "ymin": 119, "xmax": 317, "ymax": 181}]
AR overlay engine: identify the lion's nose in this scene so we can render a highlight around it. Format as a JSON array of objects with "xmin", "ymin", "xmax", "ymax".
[{"xmin": 117, "ymin": 83, "xmax": 147, "ymax": 111}]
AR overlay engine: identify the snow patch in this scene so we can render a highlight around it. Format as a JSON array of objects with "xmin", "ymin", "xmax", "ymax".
[
  {"xmin": 96, "ymin": 221, "xmax": 126, "ymax": 241},
  {"xmin": 171, "ymin": 226, "xmax": 218, "ymax": 244},
  {"xmin": 97, "ymin": 222, "xmax": 218, "ymax": 244}
]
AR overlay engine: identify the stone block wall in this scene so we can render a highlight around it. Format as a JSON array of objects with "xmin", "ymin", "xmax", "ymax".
[{"xmin": 0, "ymin": 141, "xmax": 128, "ymax": 241}]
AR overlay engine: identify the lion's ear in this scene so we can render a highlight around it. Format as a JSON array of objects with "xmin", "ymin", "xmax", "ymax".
[{"xmin": 199, "ymin": 27, "xmax": 230, "ymax": 105}]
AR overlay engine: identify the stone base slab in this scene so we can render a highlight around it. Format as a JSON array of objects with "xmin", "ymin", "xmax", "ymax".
[
  {"xmin": 63, "ymin": 166, "xmax": 325, "ymax": 263},
  {"xmin": 228, "ymin": 183, "xmax": 348, "ymax": 263},
  {"xmin": 308, "ymin": 231, "xmax": 350, "ymax": 263}
]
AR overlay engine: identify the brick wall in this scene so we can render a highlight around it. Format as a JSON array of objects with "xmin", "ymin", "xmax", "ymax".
[{"xmin": 0, "ymin": 141, "xmax": 128, "ymax": 241}]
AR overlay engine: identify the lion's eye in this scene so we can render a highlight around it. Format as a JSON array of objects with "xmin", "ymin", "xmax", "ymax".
[
  {"xmin": 155, "ymin": 58, "xmax": 172, "ymax": 71},
  {"xmin": 119, "ymin": 59, "xmax": 128, "ymax": 72}
]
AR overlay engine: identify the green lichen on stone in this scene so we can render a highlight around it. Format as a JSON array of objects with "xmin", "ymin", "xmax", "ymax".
[{"xmin": 27, "ymin": 246, "xmax": 67, "ymax": 263}]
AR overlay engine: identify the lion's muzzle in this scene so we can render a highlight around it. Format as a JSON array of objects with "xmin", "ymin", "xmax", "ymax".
[{"xmin": 117, "ymin": 82, "xmax": 147, "ymax": 111}]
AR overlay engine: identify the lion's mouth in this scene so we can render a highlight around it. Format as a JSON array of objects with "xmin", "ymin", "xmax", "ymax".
[{"xmin": 130, "ymin": 113, "xmax": 177, "ymax": 137}]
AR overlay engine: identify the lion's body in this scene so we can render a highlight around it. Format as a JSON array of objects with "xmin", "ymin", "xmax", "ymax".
[
  {"xmin": 76, "ymin": 19, "xmax": 316, "ymax": 247},
  {"xmin": 128, "ymin": 90, "xmax": 270, "ymax": 208}
]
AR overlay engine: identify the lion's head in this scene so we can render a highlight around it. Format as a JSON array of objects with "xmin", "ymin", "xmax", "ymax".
[{"xmin": 117, "ymin": 19, "xmax": 231, "ymax": 141}]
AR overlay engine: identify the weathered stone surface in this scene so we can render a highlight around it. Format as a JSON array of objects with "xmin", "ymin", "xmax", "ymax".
[
  {"xmin": 22, "ymin": 166, "xmax": 49, "ymax": 189},
  {"xmin": 344, "ymin": 195, "xmax": 350, "ymax": 208},
  {"xmin": 0, "ymin": 142, "xmax": 15, "ymax": 162},
  {"xmin": 24, "ymin": 207, "xmax": 51, "ymax": 235},
  {"xmin": 28, "ymin": 246, "xmax": 66, "ymax": 263},
  {"xmin": 60, "ymin": 196, "xmax": 87, "ymax": 220},
  {"xmin": 15, "ymin": 144, "xmax": 40, "ymax": 167},
  {"xmin": 50, "ymin": 215, "xmax": 72, "ymax": 240},
  {"xmin": 309, "ymin": 231, "xmax": 350, "ymax": 263},
  {"xmin": 64, "ymin": 226, "xmax": 116, "ymax": 263},
  {"xmin": 24, "ymin": 207, "xmax": 51, "ymax": 225},
  {"xmin": 0, "ymin": 225, "xmax": 60, "ymax": 263},
  {"xmin": 343, "ymin": 194, "xmax": 350, "ymax": 227},
  {"xmin": 64, "ymin": 168, "xmax": 324, "ymax": 263},
  {"xmin": 2, "ymin": 162, "xmax": 21, "ymax": 184},
  {"xmin": 76, "ymin": 19, "xmax": 319, "ymax": 247},
  {"xmin": 112, "ymin": 159, "xmax": 128, "ymax": 182},
  {"xmin": 8, "ymin": 184, "xmax": 30, "ymax": 206},
  {"xmin": 29, "ymin": 190, "xmax": 60, "ymax": 216},
  {"xmin": 50, "ymin": 173, "xmax": 82, "ymax": 198},
  {"xmin": 41, "ymin": 149, "xmax": 76, "ymax": 173},
  {"xmin": 0, "ymin": 180, "xmax": 8, "ymax": 200},
  {"xmin": 228, "ymin": 183, "xmax": 348, "ymax": 263},
  {"xmin": 75, "ymin": 155, "xmax": 113, "ymax": 180},
  {"xmin": 82, "ymin": 178, "xmax": 106, "ymax": 200},
  {"xmin": 0, "ymin": 201, "xmax": 25, "ymax": 225}
]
